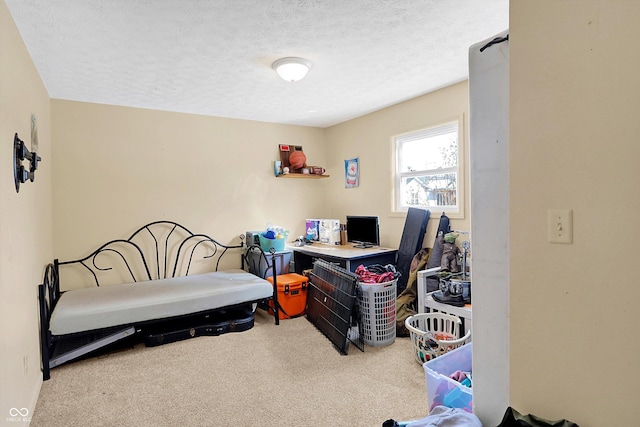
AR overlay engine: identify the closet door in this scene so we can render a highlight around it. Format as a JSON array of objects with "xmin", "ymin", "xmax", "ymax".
[{"xmin": 469, "ymin": 30, "xmax": 509, "ymax": 426}]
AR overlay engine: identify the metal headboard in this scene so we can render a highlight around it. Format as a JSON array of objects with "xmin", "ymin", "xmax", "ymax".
[{"xmin": 57, "ymin": 220, "xmax": 244, "ymax": 287}]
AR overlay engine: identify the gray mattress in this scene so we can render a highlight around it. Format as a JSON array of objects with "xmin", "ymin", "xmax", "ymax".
[{"xmin": 49, "ymin": 269, "xmax": 273, "ymax": 335}]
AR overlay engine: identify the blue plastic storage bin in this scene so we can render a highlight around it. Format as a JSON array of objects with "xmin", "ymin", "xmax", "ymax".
[
  {"xmin": 259, "ymin": 234, "xmax": 285, "ymax": 252},
  {"xmin": 423, "ymin": 343, "xmax": 473, "ymax": 413}
]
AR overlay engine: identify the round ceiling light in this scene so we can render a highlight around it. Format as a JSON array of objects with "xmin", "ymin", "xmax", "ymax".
[{"xmin": 272, "ymin": 57, "xmax": 312, "ymax": 82}]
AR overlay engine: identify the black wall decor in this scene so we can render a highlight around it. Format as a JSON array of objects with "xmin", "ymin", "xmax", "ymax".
[{"xmin": 13, "ymin": 133, "xmax": 41, "ymax": 193}]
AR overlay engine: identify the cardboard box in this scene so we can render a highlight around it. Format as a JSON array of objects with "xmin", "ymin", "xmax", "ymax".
[
  {"xmin": 319, "ymin": 219, "xmax": 341, "ymax": 245},
  {"xmin": 305, "ymin": 219, "xmax": 320, "ymax": 241},
  {"xmin": 267, "ymin": 273, "xmax": 309, "ymax": 320}
]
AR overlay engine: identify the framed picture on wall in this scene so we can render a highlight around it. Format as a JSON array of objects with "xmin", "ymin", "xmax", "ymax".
[{"xmin": 345, "ymin": 158, "xmax": 359, "ymax": 188}]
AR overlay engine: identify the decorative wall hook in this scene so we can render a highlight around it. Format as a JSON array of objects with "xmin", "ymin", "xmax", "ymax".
[{"xmin": 13, "ymin": 133, "xmax": 41, "ymax": 193}]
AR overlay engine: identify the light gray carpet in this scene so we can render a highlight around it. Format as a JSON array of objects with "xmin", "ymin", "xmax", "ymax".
[{"xmin": 32, "ymin": 310, "xmax": 428, "ymax": 426}]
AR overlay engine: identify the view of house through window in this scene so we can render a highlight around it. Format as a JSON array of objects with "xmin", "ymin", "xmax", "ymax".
[{"xmin": 394, "ymin": 120, "xmax": 461, "ymax": 213}]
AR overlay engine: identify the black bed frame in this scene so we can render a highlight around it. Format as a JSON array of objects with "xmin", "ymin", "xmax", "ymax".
[{"xmin": 38, "ymin": 220, "xmax": 281, "ymax": 380}]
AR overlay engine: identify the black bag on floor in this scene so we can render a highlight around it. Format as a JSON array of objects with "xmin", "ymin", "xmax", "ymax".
[{"xmin": 497, "ymin": 407, "xmax": 579, "ymax": 427}]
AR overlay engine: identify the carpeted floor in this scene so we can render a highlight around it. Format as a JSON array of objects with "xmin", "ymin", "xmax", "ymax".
[{"xmin": 32, "ymin": 310, "xmax": 428, "ymax": 426}]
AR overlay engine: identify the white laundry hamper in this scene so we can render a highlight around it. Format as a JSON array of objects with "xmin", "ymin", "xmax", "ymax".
[
  {"xmin": 358, "ymin": 279, "xmax": 397, "ymax": 346},
  {"xmin": 404, "ymin": 312, "xmax": 471, "ymax": 364}
]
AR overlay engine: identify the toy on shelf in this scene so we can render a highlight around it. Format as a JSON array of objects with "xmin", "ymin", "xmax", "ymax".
[
  {"xmin": 275, "ymin": 144, "xmax": 328, "ymax": 178},
  {"xmin": 439, "ymin": 232, "xmax": 461, "ymax": 273}
]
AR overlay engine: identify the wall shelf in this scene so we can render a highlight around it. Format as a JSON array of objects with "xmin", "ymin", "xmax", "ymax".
[{"xmin": 276, "ymin": 174, "xmax": 329, "ymax": 179}]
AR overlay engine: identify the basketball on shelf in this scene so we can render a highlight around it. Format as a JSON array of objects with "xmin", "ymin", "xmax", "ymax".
[{"xmin": 288, "ymin": 150, "xmax": 306, "ymax": 169}]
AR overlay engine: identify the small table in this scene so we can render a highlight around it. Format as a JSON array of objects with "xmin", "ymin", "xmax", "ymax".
[
  {"xmin": 290, "ymin": 244, "xmax": 398, "ymax": 273},
  {"xmin": 423, "ymin": 292, "xmax": 472, "ymax": 340},
  {"xmin": 417, "ymin": 269, "xmax": 472, "ymax": 340}
]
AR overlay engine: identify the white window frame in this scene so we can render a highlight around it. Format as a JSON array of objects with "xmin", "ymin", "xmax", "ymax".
[{"xmin": 392, "ymin": 116, "xmax": 464, "ymax": 218}]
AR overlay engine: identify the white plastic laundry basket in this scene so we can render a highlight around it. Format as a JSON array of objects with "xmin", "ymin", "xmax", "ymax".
[
  {"xmin": 358, "ymin": 279, "xmax": 396, "ymax": 346},
  {"xmin": 405, "ymin": 312, "xmax": 471, "ymax": 364}
]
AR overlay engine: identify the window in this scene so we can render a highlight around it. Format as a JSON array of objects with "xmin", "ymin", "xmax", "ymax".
[{"xmin": 393, "ymin": 118, "xmax": 463, "ymax": 216}]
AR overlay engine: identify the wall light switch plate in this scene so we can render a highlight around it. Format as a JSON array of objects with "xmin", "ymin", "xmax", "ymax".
[{"xmin": 548, "ymin": 209, "xmax": 573, "ymax": 244}]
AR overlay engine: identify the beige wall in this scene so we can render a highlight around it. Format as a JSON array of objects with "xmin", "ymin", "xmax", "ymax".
[
  {"xmin": 51, "ymin": 100, "xmax": 328, "ymax": 286},
  {"xmin": 325, "ymin": 81, "xmax": 471, "ymax": 249},
  {"xmin": 510, "ymin": 1, "xmax": 640, "ymax": 425},
  {"xmin": 0, "ymin": 0, "xmax": 53, "ymax": 420},
  {"xmin": 52, "ymin": 82, "xmax": 470, "ymax": 274}
]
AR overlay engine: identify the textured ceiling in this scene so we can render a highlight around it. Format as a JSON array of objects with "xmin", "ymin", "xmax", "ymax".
[{"xmin": 6, "ymin": 0, "xmax": 508, "ymax": 128}]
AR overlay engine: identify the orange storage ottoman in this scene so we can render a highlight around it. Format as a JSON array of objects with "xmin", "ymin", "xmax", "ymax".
[{"xmin": 266, "ymin": 273, "xmax": 309, "ymax": 320}]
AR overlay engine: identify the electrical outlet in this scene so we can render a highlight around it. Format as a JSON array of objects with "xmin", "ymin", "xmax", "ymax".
[{"xmin": 548, "ymin": 209, "xmax": 573, "ymax": 244}]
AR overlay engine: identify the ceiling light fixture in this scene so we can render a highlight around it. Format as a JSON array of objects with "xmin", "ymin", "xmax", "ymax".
[{"xmin": 272, "ymin": 57, "xmax": 312, "ymax": 82}]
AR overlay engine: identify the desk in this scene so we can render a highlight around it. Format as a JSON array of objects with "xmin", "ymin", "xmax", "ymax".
[{"xmin": 291, "ymin": 244, "xmax": 397, "ymax": 273}]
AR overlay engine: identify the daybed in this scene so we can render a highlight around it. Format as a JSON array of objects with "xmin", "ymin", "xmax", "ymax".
[{"xmin": 39, "ymin": 221, "xmax": 277, "ymax": 380}]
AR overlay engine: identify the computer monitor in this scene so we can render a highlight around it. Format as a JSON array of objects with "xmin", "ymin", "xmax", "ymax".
[{"xmin": 346, "ymin": 216, "xmax": 380, "ymax": 248}]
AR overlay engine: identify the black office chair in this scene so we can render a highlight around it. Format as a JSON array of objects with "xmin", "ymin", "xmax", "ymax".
[{"xmin": 395, "ymin": 207, "xmax": 430, "ymax": 294}]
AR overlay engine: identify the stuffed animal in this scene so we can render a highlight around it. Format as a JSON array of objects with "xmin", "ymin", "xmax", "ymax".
[{"xmin": 439, "ymin": 232, "xmax": 460, "ymax": 273}]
